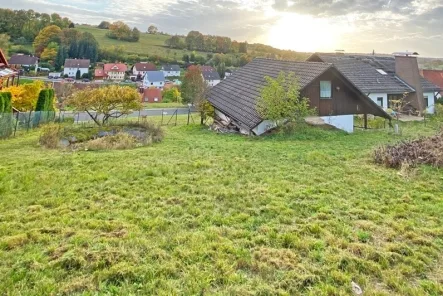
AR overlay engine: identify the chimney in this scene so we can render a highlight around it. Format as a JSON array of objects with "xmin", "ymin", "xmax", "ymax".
[{"xmin": 393, "ymin": 51, "xmax": 425, "ymax": 112}]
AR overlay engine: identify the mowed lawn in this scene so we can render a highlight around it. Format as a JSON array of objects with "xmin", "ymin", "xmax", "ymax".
[
  {"xmin": 0, "ymin": 123, "xmax": 442, "ymax": 295},
  {"xmin": 76, "ymin": 25, "xmax": 193, "ymax": 58}
]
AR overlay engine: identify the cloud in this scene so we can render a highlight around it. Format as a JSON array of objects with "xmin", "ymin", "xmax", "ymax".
[{"xmin": 273, "ymin": 0, "xmax": 416, "ymax": 16}]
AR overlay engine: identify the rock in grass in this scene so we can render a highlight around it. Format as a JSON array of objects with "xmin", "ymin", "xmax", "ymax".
[{"xmin": 351, "ymin": 281, "xmax": 363, "ymax": 295}]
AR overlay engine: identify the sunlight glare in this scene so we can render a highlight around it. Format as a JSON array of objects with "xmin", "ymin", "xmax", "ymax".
[{"xmin": 267, "ymin": 13, "xmax": 345, "ymax": 52}]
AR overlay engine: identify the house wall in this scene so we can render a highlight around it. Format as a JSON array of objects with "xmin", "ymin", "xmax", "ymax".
[
  {"xmin": 320, "ymin": 115, "xmax": 354, "ymax": 133},
  {"xmin": 163, "ymin": 70, "xmax": 180, "ymax": 77},
  {"xmin": 302, "ymin": 70, "xmax": 382, "ymax": 117},
  {"xmin": 207, "ymin": 79, "xmax": 221, "ymax": 87},
  {"xmin": 423, "ymin": 92, "xmax": 435, "ymax": 114},
  {"xmin": 64, "ymin": 67, "xmax": 88, "ymax": 77},
  {"xmin": 252, "ymin": 120, "xmax": 278, "ymax": 135},
  {"xmin": 133, "ymin": 70, "xmax": 148, "ymax": 77},
  {"xmin": 368, "ymin": 93, "xmax": 388, "ymax": 109},
  {"xmin": 143, "ymin": 79, "xmax": 164, "ymax": 89},
  {"xmin": 107, "ymin": 71, "xmax": 125, "ymax": 81}
]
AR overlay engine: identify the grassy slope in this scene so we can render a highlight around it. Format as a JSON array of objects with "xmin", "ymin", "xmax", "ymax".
[
  {"xmin": 76, "ymin": 26, "xmax": 195, "ymax": 58},
  {"xmin": 0, "ymin": 122, "xmax": 443, "ymax": 295}
]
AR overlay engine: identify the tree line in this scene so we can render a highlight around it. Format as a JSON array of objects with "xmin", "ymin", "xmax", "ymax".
[
  {"xmin": 0, "ymin": 9, "xmax": 73, "ymax": 44},
  {"xmin": 165, "ymin": 31, "xmax": 248, "ymax": 54}
]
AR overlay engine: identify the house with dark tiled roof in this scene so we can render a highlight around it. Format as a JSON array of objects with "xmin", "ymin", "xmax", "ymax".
[
  {"xmin": 63, "ymin": 59, "xmax": 90, "ymax": 78},
  {"xmin": 208, "ymin": 58, "xmax": 390, "ymax": 135},
  {"xmin": 307, "ymin": 52, "xmax": 441, "ymax": 114},
  {"xmin": 9, "ymin": 54, "xmax": 39, "ymax": 74},
  {"xmin": 132, "ymin": 62, "xmax": 156, "ymax": 78},
  {"xmin": 161, "ymin": 64, "xmax": 181, "ymax": 77},
  {"xmin": 199, "ymin": 66, "xmax": 221, "ymax": 86}
]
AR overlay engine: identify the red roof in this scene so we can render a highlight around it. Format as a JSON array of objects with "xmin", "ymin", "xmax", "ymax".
[
  {"xmin": 421, "ymin": 70, "xmax": 443, "ymax": 91},
  {"xmin": 0, "ymin": 48, "xmax": 8, "ymax": 68},
  {"xmin": 104, "ymin": 63, "xmax": 128, "ymax": 73},
  {"xmin": 94, "ymin": 68, "xmax": 106, "ymax": 78},
  {"xmin": 134, "ymin": 62, "xmax": 156, "ymax": 72},
  {"xmin": 143, "ymin": 88, "xmax": 163, "ymax": 103}
]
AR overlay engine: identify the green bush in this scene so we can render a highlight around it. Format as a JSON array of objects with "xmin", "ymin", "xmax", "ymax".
[{"xmin": 34, "ymin": 89, "xmax": 56, "ymax": 126}]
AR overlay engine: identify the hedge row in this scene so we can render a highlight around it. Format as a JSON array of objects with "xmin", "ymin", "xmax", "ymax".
[{"xmin": 0, "ymin": 92, "xmax": 13, "ymax": 138}]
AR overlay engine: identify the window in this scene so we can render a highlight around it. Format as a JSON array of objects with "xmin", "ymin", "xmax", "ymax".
[
  {"xmin": 377, "ymin": 97, "xmax": 384, "ymax": 107},
  {"xmin": 424, "ymin": 96, "xmax": 429, "ymax": 107},
  {"xmin": 320, "ymin": 81, "xmax": 332, "ymax": 98}
]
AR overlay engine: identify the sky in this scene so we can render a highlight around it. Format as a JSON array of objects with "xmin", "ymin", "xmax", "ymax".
[{"xmin": 1, "ymin": 0, "xmax": 443, "ymax": 57}]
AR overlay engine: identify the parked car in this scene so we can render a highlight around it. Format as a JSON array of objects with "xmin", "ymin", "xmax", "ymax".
[
  {"xmin": 82, "ymin": 78, "xmax": 90, "ymax": 82},
  {"xmin": 48, "ymin": 76, "xmax": 54, "ymax": 79},
  {"xmin": 65, "ymin": 78, "xmax": 74, "ymax": 82}
]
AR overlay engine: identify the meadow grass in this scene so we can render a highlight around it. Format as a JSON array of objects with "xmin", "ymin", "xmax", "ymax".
[
  {"xmin": 76, "ymin": 26, "xmax": 195, "ymax": 58},
  {"xmin": 0, "ymin": 121, "xmax": 442, "ymax": 295}
]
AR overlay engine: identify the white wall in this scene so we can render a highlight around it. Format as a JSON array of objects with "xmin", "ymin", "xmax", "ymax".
[
  {"xmin": 163, "ymin": 70, "xmax": 180, "ymax": 77},
  {"xmin": 207, "ymin": 79, "xmax": 221, "ymax": 87},
  {"xmin": 368, "ymin": 93, "xmax": 388, "ymax": 109},
  {"xmin": 143, "ymin": 78, "xmax": 164, "ymax": 89},
  {"xmin": 423, "ymin": 92, "xmax": 435, "ymax": 114},
  {"xmin": 63, "ymin": 67, "xmax": 88, "ymax": 78},
  {"xmin": 252, "ymin": 120, "xmax": 277, "ymax": 135},
  {"xmin": 320, "ymin": 115, "xmax": 354, "ymax": 133}
]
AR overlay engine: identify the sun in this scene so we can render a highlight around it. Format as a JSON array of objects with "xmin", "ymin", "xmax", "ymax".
[{"xmin": 266, "ymin": 12, "xmax": 346, "ymax": 53}]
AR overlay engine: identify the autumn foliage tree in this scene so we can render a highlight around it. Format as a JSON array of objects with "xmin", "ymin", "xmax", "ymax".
[
  {"xmin": 33, "ymin": 25, "xmax": 61, "ymax": 56},
  {"xmin": 3, "ymin": 80, "xmax": 45, "ymax": 111},
  {"xmin": 67, "ymin": 85, "xmax": 142, "ymax": 126},
  {"xmin": 181, "ymin": 66, "xmax": 211, "ymax": 124}
]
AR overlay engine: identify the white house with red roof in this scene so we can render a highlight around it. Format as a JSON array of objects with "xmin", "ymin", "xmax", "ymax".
[{"xmin": 104, "ymin": 63, "xmax": 127, "ymax": 81}]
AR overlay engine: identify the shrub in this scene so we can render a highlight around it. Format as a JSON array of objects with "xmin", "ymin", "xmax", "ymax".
[
  {"xmin": 39, "ymin": 123, "xmax": 63, "ymax": 149},
  {"xmin": 0, "ymin": 92, "xmax": 13, "ymax": 138},
  {"xmin": 374, "ymin": 131, "xmax": 443, "ymax": 168}
]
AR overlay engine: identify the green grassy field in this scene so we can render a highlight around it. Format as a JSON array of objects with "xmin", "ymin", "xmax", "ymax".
[
  {"xmin": 76, "ymin": 25, "xmax": 194, "ymax": 58},
  {"xmin": 1, "ymin": 122, "xmax": 443, "ymax": 295}
]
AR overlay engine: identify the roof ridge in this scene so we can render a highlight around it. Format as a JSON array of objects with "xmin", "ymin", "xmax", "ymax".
[{"xmin": 254, "ymin": 57, "xmax": 331, "ymax": 65}]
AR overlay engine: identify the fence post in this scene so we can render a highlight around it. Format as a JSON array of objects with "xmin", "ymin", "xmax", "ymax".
[
  {"xmin": 13, "ymin": 111, "xmax": 19, "ymax": 137},
  {"xmin": 187, "ymin": 107, "xmax": 190, "ymax": 125},
  {"xmin": 27, "ymin": 111, "xmax": 32, "ymax": 132},
  {"xmin": 175, "ymin": 109, "xmax": 178, "ymax": 126},
  {"xmin": 161, "ymin": 109, "xmax": 164, "ymax": 125}
]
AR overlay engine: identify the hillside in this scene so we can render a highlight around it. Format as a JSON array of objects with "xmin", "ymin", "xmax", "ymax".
[{"xmin": 76, "ymin": 25, "xmax": 192, "ymax": 58}]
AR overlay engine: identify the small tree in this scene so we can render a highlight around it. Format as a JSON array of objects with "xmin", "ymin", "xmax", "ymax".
[
  {"xmin": 256, "ymin": 72, "xmax": 313, "ymax": 126},
  {"xmin": 67, "ymin": 85, "xmax": 142, "ymax": 126},
  {"xmin": 75, "ymin": 69, "xmax": 81, "ymax": 80},
  {"xmin": 147, "ymin": 25, "xmax": 158, "ymax": 34},
  {"xmin": 181, "ymin": 66, "xmax": 209, "ymax": 124},
  {"xmin": 217, "ymin": 62, "xmax": 226, "ymax": 79}
]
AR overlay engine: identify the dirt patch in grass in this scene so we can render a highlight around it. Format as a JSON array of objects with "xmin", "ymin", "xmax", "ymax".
[{"xmin": 39, "ymin": 122, "xmax": 164, "ymax": 150}]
